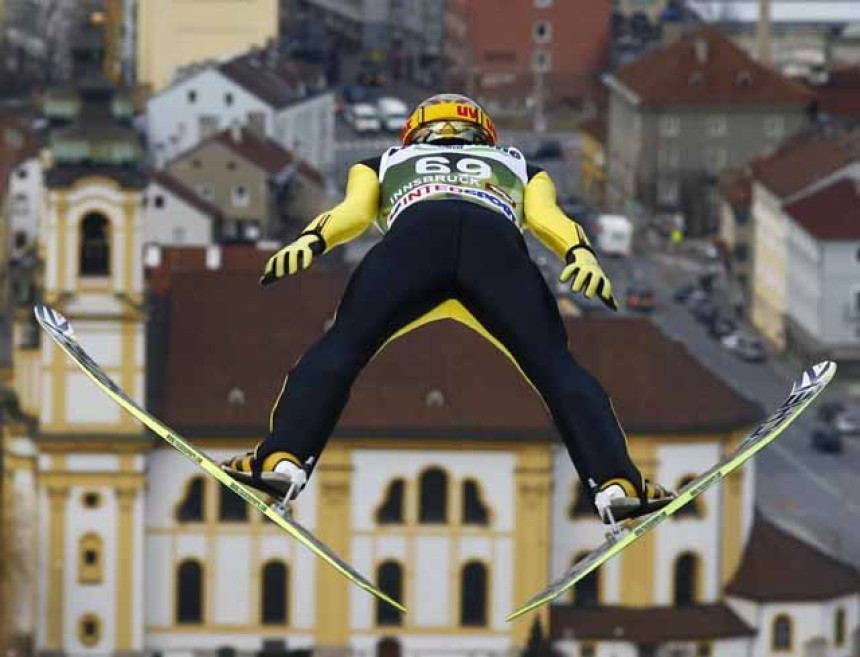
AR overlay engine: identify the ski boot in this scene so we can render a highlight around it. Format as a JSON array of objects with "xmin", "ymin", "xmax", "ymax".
[
  {"xmin": 221, "ymin": 450, "xmax": 313, "ymax": 517},
  {"xmin": 592, "ymin": 477, "xmax": 676, "ymax": 537}
]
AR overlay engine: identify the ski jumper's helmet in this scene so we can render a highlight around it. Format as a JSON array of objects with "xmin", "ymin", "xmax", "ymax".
[{"xmin": 401, "ymin": 94, "xmax": 497, "ymax": 146}]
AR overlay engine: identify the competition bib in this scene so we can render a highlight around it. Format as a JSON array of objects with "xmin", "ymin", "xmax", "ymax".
[{"xmin": 376, "ymin": 144, "xmax": 528, "ymax": 232}]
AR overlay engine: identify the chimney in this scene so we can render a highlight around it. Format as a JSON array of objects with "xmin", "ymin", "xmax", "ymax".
[
  {"xmin": 694, "ymin": 36, "xmax": 709, "ymax": 64},
  {"xmin": 756, "ymin": 0, "xmax": 771, "ymax": 64}
]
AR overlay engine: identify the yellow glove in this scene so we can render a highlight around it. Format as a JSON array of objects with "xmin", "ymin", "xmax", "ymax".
[
  {"xmin": 260, "ymin": 233, "xmax": 325, "ymax": 287},
  {"xmin": 559, "ymin": 246, "xmax": 618, "ymax": 311}
]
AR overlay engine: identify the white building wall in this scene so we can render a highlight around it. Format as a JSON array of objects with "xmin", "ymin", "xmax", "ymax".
[
  {"xmin": 786, "ymin": 221, "xmax": 822, "ymax": 339},
  {"xmin": 146, "ymin": 68, "xmax": 272, "ymax": 165},
  {"xmin": 8, "ymin": 156, "xmax": 43, "ymax": 244},
  {"xmin": 275, "ymin": 92, "xmax": 336, "ymax": 176},
  {"xmin": 143, "ymin": 182, "xmax": 214, "ymax": 246}
]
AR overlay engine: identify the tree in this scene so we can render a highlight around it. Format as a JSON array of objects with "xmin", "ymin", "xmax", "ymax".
[{"xmin": 522, "ymin": 617, "xmax": 556, "ymax": 657}]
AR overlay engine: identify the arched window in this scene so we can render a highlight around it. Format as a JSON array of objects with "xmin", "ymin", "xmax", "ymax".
[
  {"xmin": 834, "ymin": 608, "xmax": 845, "ymax": 647},
  {"xmin": 673, "ymin": 475, "xmax": 703, "ymax": 517},
  {"xmin": 176, "ymin": 560, "xmax": 204, "ymax": 624},
  {"xmin": 673, "ymin": 552, "xmax": 699, "ymax": 606},
  {"xmin": 568, "ymin": 480, "xmax": 594, "ymax": 518},
  {"xmin": 176, "ymin": 477, "xmax": 206, "ymax": 522},
  {"xmin": 261, "ymin": 561, "xmax": 289, "ymax": 624},
  {"xmin": 570, "ymin": 551, "xmax": 600, "ymax": 607},
  {"xmin": 376, "ymin": 479, "xmax": 405, "ymax": 524},
  {"xmin": 79, "ymin": 212, "xmax": 110, "ymax": 277},
  {"xmin": 219, "ymin": 488, "xmax": 248, "ymax": 522},
  {"xmin": 460, "ymin": 561, "xmax": 488, "ymax": 626},
  {"xmin": 772, "ymin": 614, "xmax": 793, "ymax": 651},
  {"xmin": 376, "ymin": 561, "xmax": 403, "ymax": 626},
  {"xmin": 462, "ymin": 479, "xmax": 489, "ymax": 525},
  {"xmin": 419, "ymin": 467, "xmax": 448, "ymax": 524},
  {"xmin": 78, "ymin": 533, "xmax": 104, "ymax": 584}
]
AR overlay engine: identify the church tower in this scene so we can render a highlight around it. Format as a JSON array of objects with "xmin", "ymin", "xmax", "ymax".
[{"xmin": 9, "ymin": 7, "xmax": 150, "ymax": 655}]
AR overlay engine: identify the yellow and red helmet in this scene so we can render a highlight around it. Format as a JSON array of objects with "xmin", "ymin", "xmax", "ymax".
[{"xmin": 401, "ymin": 94, "xmax": 497, "ymax": 146}]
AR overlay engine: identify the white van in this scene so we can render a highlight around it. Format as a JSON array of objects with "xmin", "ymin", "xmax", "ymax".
[
  {"xmin": 376, "ymin": 96, "xmax": 409, "ymax": 133},
  {"xmin": 596, "ymin": 214, "xmax": 633, "ymax": 257}
]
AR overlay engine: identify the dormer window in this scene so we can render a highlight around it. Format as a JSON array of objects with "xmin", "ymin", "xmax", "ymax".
[{"xmin": 736, "ymin": 70, "xmax": 753, "ymax": 86}]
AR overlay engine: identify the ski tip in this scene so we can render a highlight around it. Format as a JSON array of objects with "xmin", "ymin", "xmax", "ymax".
[{"xmin": 33, "ymin": 305, "xmax": 74, "ymax": 338}]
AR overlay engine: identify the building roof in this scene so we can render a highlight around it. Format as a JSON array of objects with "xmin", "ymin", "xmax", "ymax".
[
  {"xmin": 784, "ymin": 177, "xmax": 860, "ymax": 240},
  {"xmin": 218, "ymin": 48, "xmax": 327, "ymax": 110},
  {"xmin": 579, "ymin": 116, "xmax": 607, "ymax": 145},
  {"xmin": 749, "ymin": 127, "xmax": 860, "ymax": 197},
  {"xmin": 810, "ymin": 66, "xmax": 860, "ymax": 121},
  {"xmin": 606, "ymin": 27, "xmax": 811, "ymax": 108},
  {"xmin": 551, "ymin": 603, "xmax": 757, "ymax": 642},
  {"xmin": 149, "ymin": 171, "xmax": 223, "ymax": 219},
  {"xmin": 726, "ymin": 511, "xmax": 860, "ymax": 601},
  {"xmin": 148, "ymin": 256, "xmax": 763, "ymax": 438},
  {"xmin": 174, "ymin": 127, "xmax": 323, "ymax": 183}
]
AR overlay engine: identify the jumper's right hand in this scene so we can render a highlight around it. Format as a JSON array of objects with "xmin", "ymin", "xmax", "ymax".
[{"xmin": 260, "ymin": 233, "xmax": 325, "ymax": 287}]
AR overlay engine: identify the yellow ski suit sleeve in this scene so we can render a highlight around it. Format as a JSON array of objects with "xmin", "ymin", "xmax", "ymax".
[
  {"xmin": 523, "ymin": 170, "xmax": 591, "ymax": 260},
  {"xmin": 302, "ymin": 162, "xmax": 380, "ymax": 252}
]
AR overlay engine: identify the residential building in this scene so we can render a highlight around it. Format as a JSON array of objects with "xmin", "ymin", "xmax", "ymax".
[
  {"xmin": 7, "ymin": 155, "xmax": 42, "ymax": 248},
  {"xmin": 746, "ymin": 127, "xmax": 860, "ymax": 349},
  {"xmin": 146, "ymin": 46, "xmax": 334, "ymax": 176},
  {"xmin": 136, "ymin": 0, "xmax": 278, "ymax": 93},
  {"xmin": 718, "ymin": 169, "xmax": 754, "ymax": 303},
  {"xmin": 580, "ymin": 116, "xmax": 608, "ymax": 209},
  {"xmin": 554, "ymin": 512, "xmax": 860, "ymax": 657},
  {"xmin": 808, "ymin": 66, "xmax": 860, "ymax": 125},
  {"xmin": 603, "ymin": 27, "xmax": 811, "ymax": 236},
  {"xmin": 445, "ymin": 0, "xmax": 612, "ymax": 116},
  {"xmin": 687, "ymin": 0, "xmax": 860, "ymax": 76},
  {"xmin": 783, "ymin": 177, "xmax": 860, "ymax": 374},
  {"xmin": 164, "ymin": 126, "xmax": 329, "ymax": 241},
  {"xmin": 143, "ymin": 172, "xmax": 222, "ymax": 247}
]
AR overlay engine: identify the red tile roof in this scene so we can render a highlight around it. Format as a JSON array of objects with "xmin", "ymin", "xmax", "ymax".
[
  {"xmin": 749, "ymin": 127, "xmax": 860, "ymax": 198},
  {"xmin": 149, "ymin": 171, "xmax": 223, "ymax": 220},
  {"xmin": 213, "ymin": 128, "xmax": 293, "ymax": 174},
  {"xmin": 809, "ymin": 66, "xmax": 860, "ymax": 121},
  {"xmin": 148, "ymin": 257, "xmax": 762, "ymax": 440},
  {"xmin": 551, "ymin": 603, "xmax": 756, "ymax": 642},
  {"xmin": 784, "ymin": 178, "xmax": 860, "ymax": 240},
  {"xmin": 609, "ymin": 27, "xmax": 811, "ymax": 108},
  {"xmin": 726, "ymin": 512, "xmax": 860, "ymax": 601}
]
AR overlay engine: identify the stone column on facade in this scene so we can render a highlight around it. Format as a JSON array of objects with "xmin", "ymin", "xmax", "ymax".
[
  {"xmin": 115, "ymin": 487, "xmax": 136, "ymax": 651},
  {"xmin": 512, "ymin": 444, "xmax": 552, "ymax": 646},
  {"xmin": 46, "ymin": 485, "xmax": 70, "ymax": 650},
  {"xmin": 314, "ymin": 442, "xmax": 352, "ymax": 657},
  {"xmin": 620, "ymin": 440, "xmax": 657, "ymax": 605}
]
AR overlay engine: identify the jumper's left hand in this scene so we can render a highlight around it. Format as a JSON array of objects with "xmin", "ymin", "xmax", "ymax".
[{"xmin": 560, "ymin": 247, "xmax": 618, "ymax": 311}]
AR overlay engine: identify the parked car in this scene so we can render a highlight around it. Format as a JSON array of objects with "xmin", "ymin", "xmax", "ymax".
[
  {"xmin": 376, "ymin": 96, "xmax": 409, "ymax": 133},
  {"xmin": 337, "ymin": 84, "xmax": 371, "ymax": 115},
  {"xmin": 708, "ymin": 315, "xmax": 737, "ymax": 339},
  {"xmin": 810, "ymin": 425, "xmax": 843, "ymax": 454},
  {"xmin": 817, "ymin": 400, "xmax": 846, "ymax": 423},
  {"xmin": 673, "ymin": 283, "xmax": 696, "ymax": 304},
  {"xmin": 528, "ymin": 139, "xmax": 562, "ymax": 160},
  {"xmin": 833, "ymin": 408, "xmax": 860, "ymax": 435},
  {"xmin": 345, "ymin": 102, "xmax": 381, "ymax": 133},
  {"xmin": 721, "ymin": 332, "xmax": 767, "ymax": 362},
  {"xmin": 691, "ymin": 296, "xmax": 719, "ymax": 325},
  {"xmin": 626, "ymin": 283, "xmax": 657, "ymax": 313}
]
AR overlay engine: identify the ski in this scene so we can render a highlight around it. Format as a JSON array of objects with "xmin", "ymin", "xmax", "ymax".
[
  {"xmin": 507, "ymin": 360, "xmax": 836, "ymax": 621},
  {"xmin": 34, "ymin": 305, "xmax": 405, "ymax": 614}
]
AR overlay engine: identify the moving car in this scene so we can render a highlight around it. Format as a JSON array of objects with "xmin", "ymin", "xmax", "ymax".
[
  {"xmin": 626, "ymin": 283, "xmax": 657, "ymax": 313},
  {"xmin": 721, "ymin": 332, "xmax": 766, "ymax": 362},
  {"xmin": 345, "ymin": 102, "xmax": 381, "ymax": 133},
  {"xmin": 596, "ymin": 214, "xmax": 632, "ymax": 257},
  {"xmin": 376, "ymin": 96, "xmax": 409, "ymax": 133},
  {"xmin": 691, "ymin": 296, "xmax": 718, "ymax": 325},
  {"xmin": 810, "ymin": 425, "xmax": 843, "ymax": 454}
]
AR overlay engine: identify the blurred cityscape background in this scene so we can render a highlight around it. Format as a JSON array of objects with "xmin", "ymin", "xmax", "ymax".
[{"xmin": 1, "ymin": 1, "xmax": 860, "ymax": 657}]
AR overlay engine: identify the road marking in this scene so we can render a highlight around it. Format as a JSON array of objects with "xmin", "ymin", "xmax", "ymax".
[{"xmin": 770, "ymin": 443, "xmax": 860, "ymax": 517}]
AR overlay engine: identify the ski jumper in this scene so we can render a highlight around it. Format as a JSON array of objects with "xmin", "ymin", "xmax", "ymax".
[{"xmin": 257, "ymin": 144, "xmax": 644, "ymax": 495}]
